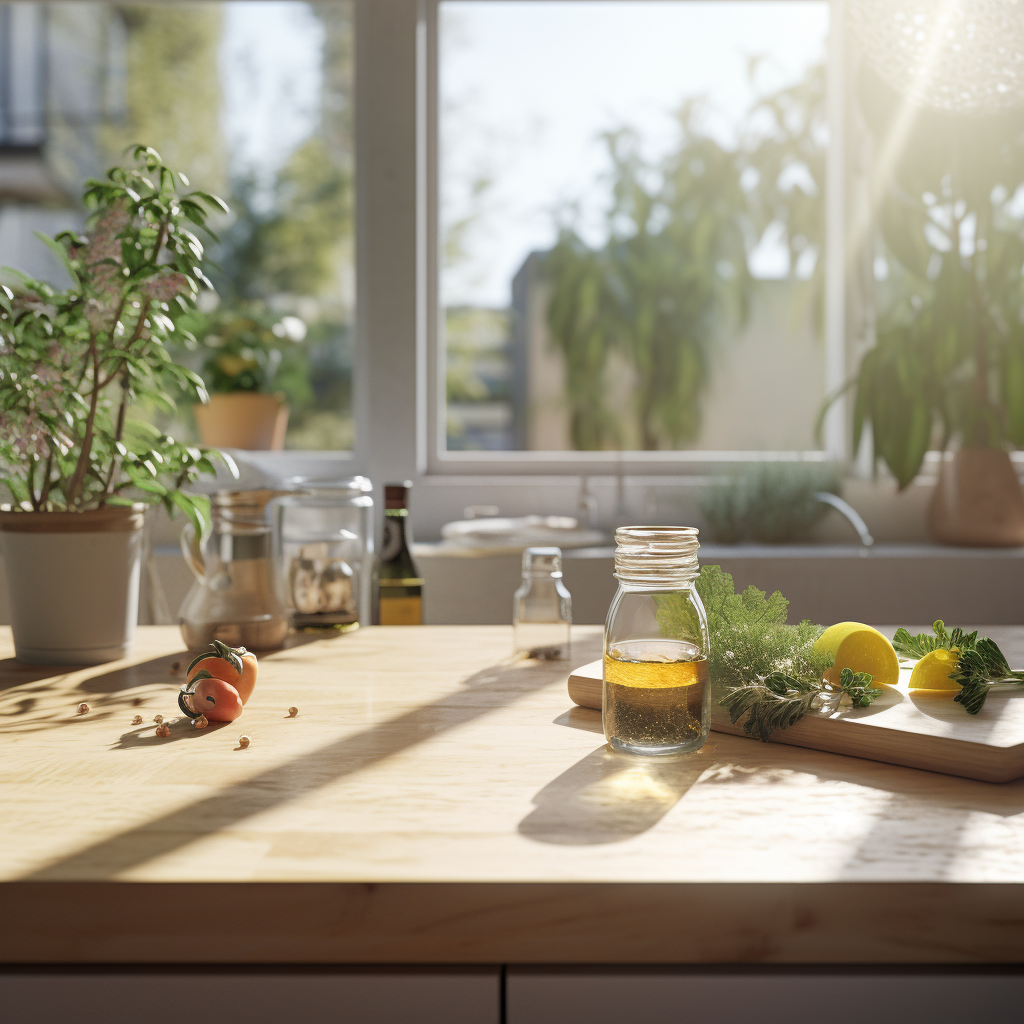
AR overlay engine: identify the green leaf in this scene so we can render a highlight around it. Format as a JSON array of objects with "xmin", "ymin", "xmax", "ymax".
[
  {"xmin": 190, "ymin": 190, "xmax": 229, "ymax": 215},
  {"xmin": 171, "ymin": 490, "xmax": 208, "ymax": 537},
  {"xmin": 32, "ymin": 232, "xmax": 81, "ymax": 288},
  {"xmin": 837, "ymin": 667, "xmax": 882, "ymax": 707}
]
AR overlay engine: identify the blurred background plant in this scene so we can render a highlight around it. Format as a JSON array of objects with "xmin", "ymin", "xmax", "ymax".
[
  {"xmin": 825, "ymin": 67, "xmax": 1024, "ymax": 488},
  {"xmin": 176, "ymin": 300, "xmax": 308, "ymax": 397},
  {"xmin": 539, "ymin": 67, "xmax": 825, "ymax": 451},
  {"xmin": 700, "ymin": 462, "xmax": 841, "ymax": 543}
]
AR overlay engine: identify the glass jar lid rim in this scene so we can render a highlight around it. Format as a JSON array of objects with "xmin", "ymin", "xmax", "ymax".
[
  {"xmin": 284, "ymin": 475, "xmax": 372, "ymax": 493},
  {"xmin": 615, "ymin": 525, "xmax": 698, "ymax": 540},
  {"xmin": 614, "ymin": 524, "xmax": 699, "ymax": 584}
]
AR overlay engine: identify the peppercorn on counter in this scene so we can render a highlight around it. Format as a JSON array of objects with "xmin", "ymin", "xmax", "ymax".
[{"xmin": 2, "ymin": 624, "xmax": 1024, "ymax": 964}]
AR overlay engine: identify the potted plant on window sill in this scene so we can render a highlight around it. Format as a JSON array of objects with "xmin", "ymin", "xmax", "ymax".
[
  {"xmin": 828, "ymin": 72, "xmax": 1024, "ymax": 547},
  {"xmin": 0, "ymin": 146, "xmax": 231, "ymax": 664},
  {"xmin": 185, "ymin": 302, "xmax": 307, "ymax": 451}
]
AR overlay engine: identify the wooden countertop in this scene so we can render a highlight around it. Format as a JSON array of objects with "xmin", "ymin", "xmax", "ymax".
[{"xmin": 2, "ymin": 624, "xmax": 1024, "ymax": 964}]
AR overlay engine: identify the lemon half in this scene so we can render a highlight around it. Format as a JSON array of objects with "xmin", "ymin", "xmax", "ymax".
[
  {"xmin": 814, "ymin": 621, "xmax": 900, "ymax": 687},
  {"xmin": 908, "ymin": 647, "xmax": 960, "ymax": 691}
]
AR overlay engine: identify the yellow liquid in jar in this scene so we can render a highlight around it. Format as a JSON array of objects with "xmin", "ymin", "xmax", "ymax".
[{"xmin": 604, "ymin": 639, "xmax": 709, "ymax": 753}]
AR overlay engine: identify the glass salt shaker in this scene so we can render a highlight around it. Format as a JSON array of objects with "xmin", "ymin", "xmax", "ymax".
[
  {"xmin": 513, "ymin": 546, "xmax": 571, "ymax": 660},
  {"xmin": 604, "ymin": 526, "xmax": 710, "ymax": 756}
]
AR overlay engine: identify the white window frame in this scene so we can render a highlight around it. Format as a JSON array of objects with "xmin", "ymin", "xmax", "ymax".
[
  {"xmin": 378, "ymin": 0, "xmax": 849, "ymax": 485},
  {"xmin": 255, "ymin": 0, "xmax": 850, "ymax": 508}
]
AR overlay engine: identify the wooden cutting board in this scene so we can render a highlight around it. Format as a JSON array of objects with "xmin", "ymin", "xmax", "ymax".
[{"xmin": 568, "ymin": 658, "xmax": 1024, "ymax": 783}]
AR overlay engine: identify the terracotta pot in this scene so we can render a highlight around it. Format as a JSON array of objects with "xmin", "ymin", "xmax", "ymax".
[
  {"xmin": 194, "ymin": 392, "xmax": 289, "ymax": 450},
  {"xmin": 0, "ymin": 504, "xmax": 145, "ymax": 664},
  {"xmin": 928, "ymin": 448, "xmax": 1024, "ymax": 547}
]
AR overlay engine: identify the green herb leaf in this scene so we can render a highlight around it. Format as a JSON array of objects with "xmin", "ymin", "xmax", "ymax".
[
  {"xmin": 838, "ymin": 667, "xmax": 883, "ymax": 708},
  {"xmin": 720, "ymin": 672, "xmax": 821, "ymax": 742}
]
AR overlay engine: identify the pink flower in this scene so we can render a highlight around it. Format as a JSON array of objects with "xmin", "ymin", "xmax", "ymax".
[{"xmin": 142, "ymin": 271, "xmax": 192, "ymax": 304}]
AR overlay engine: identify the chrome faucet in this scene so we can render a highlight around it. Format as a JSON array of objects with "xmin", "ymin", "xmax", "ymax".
[{"xmin": 814, "ymin": 492, "xmax": 873, "ymax": 547}]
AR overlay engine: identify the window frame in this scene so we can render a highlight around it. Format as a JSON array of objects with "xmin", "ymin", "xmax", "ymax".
[
  {"xmin": 413, "ymin": 0, "xmax": 848, "ymax": 480},
  {"xmin": 93, "ymin": 0, "xmax": 850, "ymax": 502}
]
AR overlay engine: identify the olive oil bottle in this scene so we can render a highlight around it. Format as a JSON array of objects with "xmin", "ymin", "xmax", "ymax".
[{"xmin": 377, "ymin": 482, "xmax": 423, "ymax": 625}]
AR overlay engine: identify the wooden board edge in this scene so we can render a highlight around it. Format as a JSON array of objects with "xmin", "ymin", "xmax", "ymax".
[
  {"xmin": 567, "ymin": 661, "xmax": 1024, "ymax": 784},
  {"xmin": 711, "ymin": 715, "xmax": 1024, "ymax": 784}
]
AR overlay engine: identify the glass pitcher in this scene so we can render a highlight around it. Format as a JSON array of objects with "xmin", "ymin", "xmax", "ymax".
[{"xmin": 179, "ymin": 489, "xmax": 290, "ymax": 651}]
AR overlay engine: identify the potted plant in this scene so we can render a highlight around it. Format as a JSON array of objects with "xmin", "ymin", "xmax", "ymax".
[
  {"xmin": 831, "ymin": 72, "xmax": 1024, "ymax": 546},
  {"xmin": 0, "ymin": 145, "xmax": 230, "ymax": 664},
  {"xmin": 184, "ymin": 301, "xmax": 307, "ymax": 450}
]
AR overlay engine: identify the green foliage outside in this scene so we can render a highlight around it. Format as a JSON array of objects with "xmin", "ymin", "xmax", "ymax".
[
  {"xmin": 543, "ymin": 67, "xmax": 826, "ymax": 450},
  {"xmin": 95, "ymin": 3, "xmax": 354, "ymax": 450},
  {"xmin": 831, "ymin": 69, "xmax": 1024, "ymax": 487},
  {"xmin": 102, "ymin": 5, "xmax": 228, "ymax": 197}
]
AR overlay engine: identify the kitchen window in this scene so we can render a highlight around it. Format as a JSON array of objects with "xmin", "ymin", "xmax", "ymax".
[
  {"xmin": 426, "ymin": 0, "xmax": 847, "ymax": 477},
  {"xmin": 0, "ymin": 1, "xmax": 355, "ymax": 455}
]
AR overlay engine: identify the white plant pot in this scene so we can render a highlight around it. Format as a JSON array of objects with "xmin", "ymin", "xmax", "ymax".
[{"xmin": 0, "ymin": 505, "xmax": 145, "ymax": 665}]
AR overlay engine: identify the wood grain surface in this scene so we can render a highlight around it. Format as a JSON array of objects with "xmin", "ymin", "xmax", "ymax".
[
  {"xmin": 568, "ymin": 628, "xmax": 1024, "ymax": 783},
  {"xmin": 3, "ymin": 625, "xmax": 1024, "ymax": 964}
]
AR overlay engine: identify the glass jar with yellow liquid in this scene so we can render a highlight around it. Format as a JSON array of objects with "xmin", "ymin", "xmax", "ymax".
[{"xmin": 604, "ymin": 526, "xmax": 709, "ymax": 756}]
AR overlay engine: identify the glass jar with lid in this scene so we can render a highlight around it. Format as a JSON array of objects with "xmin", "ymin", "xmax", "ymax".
[
  {"xmin": 513, "ymin": 546, "xmax": 572, "ymax": 659},
  {"xmin": 603, "ymin": 526, "xmax": 709, "ymax": 756},
  {"xmin": 272, "ymin": 476, "xmax": 374, "ymax": 630}
]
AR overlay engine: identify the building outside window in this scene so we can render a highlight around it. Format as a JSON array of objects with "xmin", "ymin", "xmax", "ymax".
[
  {"xmin": 440, "ymin": 1, "xmax": 829, "ymax": 457},
  {"xmin": 0, "ymin": 1, "xmax": 355, "ymax": 453}
]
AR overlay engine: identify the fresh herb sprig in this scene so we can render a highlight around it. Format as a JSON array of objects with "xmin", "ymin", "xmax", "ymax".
[
  {"xmin": 891, "ymin": 620, "xmax": 977, "ymax": 659},
  {"xmin": 656, "ymin": 566, "xmax": 883, "ymax": 742},
  {"xmin": 719, "ymin": 666, "xmax": 881, "ymax": 741},
  {"xmin": 893, "ymin": 620, "xmax": 1024, "ymax": 714},
  {"xmin": 718, "ymin": 672, "xmax": 818, "ymax": 742}
]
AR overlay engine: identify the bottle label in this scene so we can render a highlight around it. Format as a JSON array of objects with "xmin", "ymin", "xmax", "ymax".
[
  {"xmin": 379, "ymin": 595, "xmax": 422, "ymax": 625},
  {"xmin": 381, "ymin": 519, "xmax": 403, "ymax": 561}
]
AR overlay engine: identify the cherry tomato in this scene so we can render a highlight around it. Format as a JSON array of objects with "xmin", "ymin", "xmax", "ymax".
[
  {"xmin": 192, "ymin": 675, "xmax": 243, "ymax": 723},
  {"xmin": 186, "ymin": 642, "xmax": 259, "ymax": 705}
]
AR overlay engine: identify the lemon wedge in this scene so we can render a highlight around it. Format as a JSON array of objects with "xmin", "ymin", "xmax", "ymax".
[
  {"xmin": 814, "ymin": 621, "xmax": 900, "ymax": 687},
  {"xmin": 908, "ymin": 647, "xmax": 961, "ymax": 691}
]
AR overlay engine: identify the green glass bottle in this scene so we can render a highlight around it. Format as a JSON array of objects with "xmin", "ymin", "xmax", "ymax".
[{"xmin": 378, "ymin": 481, "xmax": 423, "ymax": 625}]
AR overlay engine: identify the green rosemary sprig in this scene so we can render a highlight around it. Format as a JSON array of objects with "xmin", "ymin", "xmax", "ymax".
[
  {"xmin": 719, "ymin": 672, "xmax": 819, "ymax": 741},
  {"xmin": 892, "ymin": 620, "xmax": 1024, "ymax": 714},
  {"xmin": 720, "ymin": 666, "xmax": 881, "ymax": 741}
]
